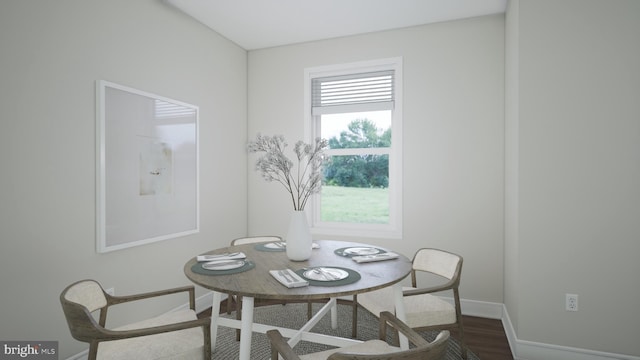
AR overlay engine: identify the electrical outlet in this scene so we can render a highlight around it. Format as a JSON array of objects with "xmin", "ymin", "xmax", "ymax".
[
  {"xmin": 106, "ymin": 287, "xmax": 115, "ymax": 296},
  {"xmin": 566, "ymin": 293, "xmax": 578, "ymax": 311}
]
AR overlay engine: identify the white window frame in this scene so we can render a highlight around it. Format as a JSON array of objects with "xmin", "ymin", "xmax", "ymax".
[{"xmin": 304, "ymin": 57, "xmax": 403, "ymax": 239}]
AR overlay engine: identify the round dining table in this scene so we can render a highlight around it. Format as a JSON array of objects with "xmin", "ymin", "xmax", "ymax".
[{"xmin": 184, "ymin": 239, "xmax": 412, "ymax": 360}]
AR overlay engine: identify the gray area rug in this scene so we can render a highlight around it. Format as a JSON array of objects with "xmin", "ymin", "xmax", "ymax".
[{"xmin": 213, "ymin": 302, "xmax": 478, "ymax": 359}]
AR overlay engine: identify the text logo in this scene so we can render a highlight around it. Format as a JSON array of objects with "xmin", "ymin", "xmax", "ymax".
[{"xmin": 1, "ymin": 342, "xmax": 57, "ymax": 359}]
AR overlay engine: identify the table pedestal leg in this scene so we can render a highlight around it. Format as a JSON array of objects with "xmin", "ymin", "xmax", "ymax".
[
  {"xmin": 238, "ymin": 296, "xmax": 254, "ymax": 360},
  {"xmin": 392, "ymin": 283, "xmax": 409, "ymax": 350},
  {"xmin": 210, "ymin": 292, "xmax": 222, "ymax": 352}
]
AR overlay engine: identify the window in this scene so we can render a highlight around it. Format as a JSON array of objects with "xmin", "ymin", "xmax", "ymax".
[{"xmin": 304, "ymin": 58, "xmax": 402, "ymax": 238}]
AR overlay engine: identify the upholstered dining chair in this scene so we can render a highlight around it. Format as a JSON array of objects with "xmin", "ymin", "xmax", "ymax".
[
  {"xmin": 60, "ymin": 279, "xmax": 211, "ymax": 360},
  {"xmin": 267, "ymin": 311, "xmax": 450, "ymax": 360},
  {"xmin": 230, "ymin": 235, "xmax": 284, "ymax": 247},
  {"xmin": 355, "ymin": 248, "xmax": 467, "ymax": 359}
]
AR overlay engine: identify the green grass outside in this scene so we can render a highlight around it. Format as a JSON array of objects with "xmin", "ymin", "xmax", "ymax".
[{"xmin": 320, "ymin": 185, "xmax": 389, "ymax": 224}]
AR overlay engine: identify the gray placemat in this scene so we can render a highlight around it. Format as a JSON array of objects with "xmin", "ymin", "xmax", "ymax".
[
  {"xmin": 294, "ymin": 267, "xmax": 360, "ymax": 287},
  {"xmin": 190, "ymin": 260, "xmax": 255, "ymax": 275},
  {"xmin": 254, "ymin": 243, "xmax": 286, "ymax": 252}
]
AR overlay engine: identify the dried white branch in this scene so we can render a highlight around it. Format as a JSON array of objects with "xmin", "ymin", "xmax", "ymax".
[{"xmin": 248, "ymin": 134, "xmax": 327, "ymax": 211}]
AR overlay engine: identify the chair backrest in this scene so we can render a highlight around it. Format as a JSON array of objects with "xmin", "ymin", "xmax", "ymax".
[
  {"xmin": 328, "ymin": 330, "xmax": 450, "ymax": 360},
  {"xmin": 60, "ymin": 280, "xmax": 107, "ymax": 342},
  {"xmin": 412, "ymin": 248, "xmax": 462, "ymax": 281},
  {"xmin": 230, "ymin": 235, "xmax": 282, "ymax": 246}
]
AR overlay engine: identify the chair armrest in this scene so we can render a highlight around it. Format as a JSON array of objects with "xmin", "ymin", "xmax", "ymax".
[
  {"xmin": 266, "ymin": 329, "xmax": 301, "ymax": 360},
  {"xmin": 379, "ymin": 311, "xmax": 429, "ymax": 347},
  {"xmin": 107, "ymin": 285, "xmax": 196, "ymax": 310},
  {"xmin": 96, "ymin": 316, "xmax": 211, "ymax": 342},
  {"xmin": 402, "ymin": 278, "xmax": 457, "ymax": 297}
]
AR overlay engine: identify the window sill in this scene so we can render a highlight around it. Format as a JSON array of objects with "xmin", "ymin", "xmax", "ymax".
[{"xmin": 311, "ymin": 225, "xmax": 402, "ymax": 240}]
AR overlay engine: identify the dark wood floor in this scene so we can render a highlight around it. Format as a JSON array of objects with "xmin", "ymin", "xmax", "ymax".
[
  {"xmin": 452, "ymin": 315, "xmax": 513, "ymax": 360},
  {"xmin": 200, "ymin": 299, "xmax": 514, "ymax": 360}
]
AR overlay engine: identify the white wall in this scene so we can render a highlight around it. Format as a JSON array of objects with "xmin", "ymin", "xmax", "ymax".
[
  {"xmin": 0, "ymin": 1, "xmax": 248, "ymax": 358},
  {"xmin": 247, "ymin": 15, "xmax": 505, "ymax": 303},
  {"xmin": 506, "ymin": 0, "xmax": 640, "ymax": 357}
]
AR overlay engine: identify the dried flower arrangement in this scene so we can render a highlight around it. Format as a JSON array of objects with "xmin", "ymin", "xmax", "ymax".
[{"xmin": 248, "ymin": 134, "xmax": 328, "ymax": 211}]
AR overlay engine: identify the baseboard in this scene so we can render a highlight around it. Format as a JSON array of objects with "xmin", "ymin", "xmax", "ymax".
[
  {"xmin": 165, "ymin": 290, "xmax": 222, "ymax": 314},
  {"xmin": 459, "ymin": 297, "xmax": 504, "ymax": 319},
  {"xmin": 501, "ymin": 305, "xmax": 640, "ymax": 360},
  {"xmin": 194, "ymin": 290, "xmax": 219, "ymax": 313},
  {"xmin": 428, "ymin": 295, "xmax": 504, "ymax": 320}
]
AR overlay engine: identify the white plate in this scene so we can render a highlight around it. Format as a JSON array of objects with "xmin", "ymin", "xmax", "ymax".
[
  {"xmin": 264, "ymin": 242, "xmax": 285, "ymax": 249},
  {"xmin": 203, "ymin": 260, "xmax": 245, "ymax": 271},
  {"xmin": 343, "ymin": 247, "xmax": 380, "ymax": 256},
  {"xmin": 303, "ymin": 267, "xmax": 349, "ymax": 281}
]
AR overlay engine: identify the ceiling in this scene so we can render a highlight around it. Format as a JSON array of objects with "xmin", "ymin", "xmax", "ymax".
[{"xmin": 165, "ymin": 0, "xmax": 508, "ymax": 50}]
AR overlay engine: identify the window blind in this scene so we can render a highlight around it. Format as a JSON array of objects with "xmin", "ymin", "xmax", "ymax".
[
  {"xmin": 311, "ymin": 70, "xmax": 394, "ymax": 115},
  {"xmin": 154, "ymin": 99, "xmax": 196, "ymax": 119}
]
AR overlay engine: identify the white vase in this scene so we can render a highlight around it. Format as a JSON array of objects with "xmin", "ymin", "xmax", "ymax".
[{"xmin": 285, "ymin": 210, "xmax": 313, "ymax": 261}]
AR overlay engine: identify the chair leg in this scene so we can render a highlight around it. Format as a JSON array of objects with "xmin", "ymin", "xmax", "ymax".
[
  {"xmin": 227, "ymin": 294, "xmax": 235, "ymax": 315},
  {"xmin": 88, "ymin": 343, "xmax": 99, "ymax": 360},
  {"xmin": 307, "ymin": 301, "xmax": 312, "ymax": 320},
  {"xmin": 392, "ymin": 326, "xmax": 400, "ymax": 347},
  {"xmin": 352, "ymin": 294, "xmax": 358, "ymax": 338},
  {"xmin": 458, "ymin": 321, "xmax": 468, "ymax": 359},
  {"xmin": 202, "ymin": 324, "xmax": 212, "ymax": 360}
]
